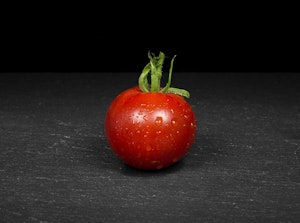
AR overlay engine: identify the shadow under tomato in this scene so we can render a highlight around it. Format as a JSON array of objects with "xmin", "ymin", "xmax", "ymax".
[{"xmin": 120, "ymin": 159, "xmax": 185, "ymax": 177}]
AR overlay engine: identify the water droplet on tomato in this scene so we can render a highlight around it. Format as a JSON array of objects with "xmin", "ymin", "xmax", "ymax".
[
  {"xmin": 171, "ymin": 119, "xmax": 177, "ymax": 126},
  {"xmin": 186, "ymin": 142, "xmax": 190, "ymax": 149},
  {"xmin": 156, "ymin": 165, "xmax": 163, "ymax": 170},
  {"xmin": 151, "ymin": 160, "xmax": 159, "ymax": 164},
  {"xmin": 155, "ymin": 116, "xmax": 163, "ymax": 126},
  {"xmin": 146, "ymin": 145, "xmax": 152, "ymax": 151}
]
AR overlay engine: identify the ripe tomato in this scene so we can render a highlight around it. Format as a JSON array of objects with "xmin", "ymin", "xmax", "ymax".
[{"xmin": 105, "ymin": 51, "xmax": 196, "ymax": 170}]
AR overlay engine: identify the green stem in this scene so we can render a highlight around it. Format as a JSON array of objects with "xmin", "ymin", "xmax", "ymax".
[
  {"xmin": 149, "ymin": 51, "xmax": 164, "ymax": 92},
  {"xmin": 161, "ymin": 55, "xmax": 176, "ymax": 93},
  {"xmin": 138, "ymin": 51, "xmax": 190, "ymax": 98},
  {"xmin": 138, "ymin": 63, "xmax": 151, "ymax": 92}
]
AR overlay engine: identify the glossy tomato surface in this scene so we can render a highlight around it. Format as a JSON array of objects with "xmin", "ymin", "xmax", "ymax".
[{"xmin": 105, "ymin": 86, "xmax": 196, "ymax": 170}]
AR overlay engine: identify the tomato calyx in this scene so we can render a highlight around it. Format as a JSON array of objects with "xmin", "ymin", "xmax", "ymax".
[{"xmin": 138, "ymin": 51, "xmax": 190, "ymax": 98}]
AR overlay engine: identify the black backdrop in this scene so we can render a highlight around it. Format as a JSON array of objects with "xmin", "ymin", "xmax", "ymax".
[
  {"xmin": 2, "ymin": 34, "xmax": 299, "ymax": 73},
  {"xmin": 2, "ymin": 37, "xmax": 299, "ymax": 73},
  {"xmin": 1, "ymin": 3, "xmax": 299, "ymax": 73}
]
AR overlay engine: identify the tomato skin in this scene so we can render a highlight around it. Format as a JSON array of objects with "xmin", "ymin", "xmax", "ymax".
[{"xmin": 105, "ymin": 86, "xmax": 196, "ymax": 170}]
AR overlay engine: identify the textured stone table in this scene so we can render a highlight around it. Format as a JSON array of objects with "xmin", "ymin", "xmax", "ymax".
[{"xmin": 0, "ymin": 72, "xmax": 299, "ymax": 222}]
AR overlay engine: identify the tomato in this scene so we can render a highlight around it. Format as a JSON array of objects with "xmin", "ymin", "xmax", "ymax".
[{"xmin": 104, "ymin": 51, "xmax": 196, "ymax": 170}]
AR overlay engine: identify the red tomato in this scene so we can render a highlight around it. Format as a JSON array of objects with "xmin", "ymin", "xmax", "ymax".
[
  {"xmin": 105, "ymin": 86, "xmax": 196, "ymax": 170},
  {"xmin": 104, "ymin": 51, "xmax": 196, "ymax": 170}
]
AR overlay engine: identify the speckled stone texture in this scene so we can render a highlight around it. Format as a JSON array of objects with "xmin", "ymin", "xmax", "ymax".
[{"xmin": 0, "ymin": 72, "xmax": 299, "ymax": 222}]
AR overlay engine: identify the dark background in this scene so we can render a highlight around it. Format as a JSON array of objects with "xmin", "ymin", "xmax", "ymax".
[
  {"xmin": 2, "ymin": 31, "xmax": 299, "ymax": 73},
  {"xmin": 1, "ymin": 3, "xmax": 299, "ymax": 73}
]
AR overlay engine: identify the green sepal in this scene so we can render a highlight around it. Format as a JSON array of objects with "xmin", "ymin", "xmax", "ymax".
[{"xmin": 138, "ymin": 51, "xmax": 190, "ymax": 98}]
